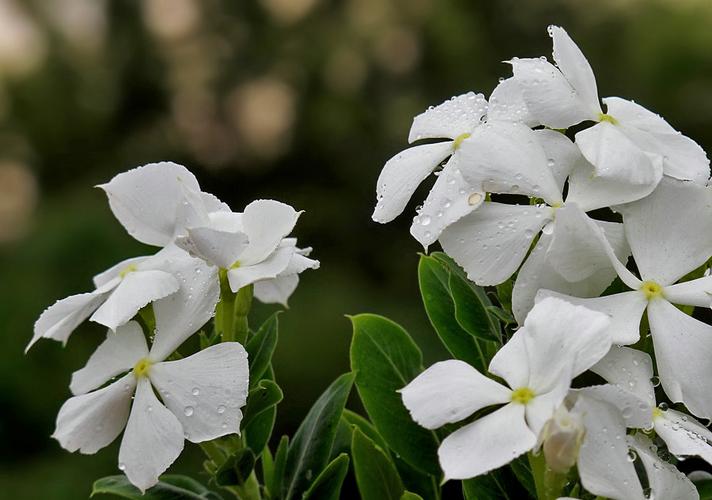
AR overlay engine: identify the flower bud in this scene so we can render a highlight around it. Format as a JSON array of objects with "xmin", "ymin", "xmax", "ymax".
[{"xmin": 542, "ymin": 406, "xmax": 585, "ymax": 473}]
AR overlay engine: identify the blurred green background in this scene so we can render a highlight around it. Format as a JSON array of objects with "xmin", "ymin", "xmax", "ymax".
[{"xmin": 1, "ymin": 0, "xmax": 712, "ymax": 497}]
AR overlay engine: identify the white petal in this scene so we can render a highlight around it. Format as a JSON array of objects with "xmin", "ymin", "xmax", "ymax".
[
  {"xmin": 534, "ymin": 129, "xmax": 581, "ymax": 193},
  {"xmin": 457, "ymin": 121, "xmax": 563, "ymax": 204},
  {"xmin": 648, "ymin": 299, "xmax": 712, "ymax": 419},
  {"xmin": 663, "ymin": 275, "xmax": 712, "ymax": 308},
  {"xmin": 590, "ymin": 346, "xmax": 655, "ymax": 405},
  {"xmin": 29, "ymin": 291, "xmax": 106, "ymax": 351},
  {"xmin": 438, "ymin": 403, "xmax": 536, "ymax": 480},
  {"xmin": 98, "ymin": 162, "xmax": 201, "ymax": 246},
  {"xmin": 281, "ymin": 250, "xmax": 319, "ymax": 275},
  {"xmin": 487, "ymin": 77, "xmax": 536, "ymax": 126},
  {"xmin": 53, "ymin": 374, "xmax": 135, "ymax": 454},
  {"xmin": 409, "ymin": 161, "xmax": 482, "ymax": 248},
  {"xmin": 176, "ymin": 227, "xmax": 248, "ymax": 269},
  {"xmin": 90, "ymin": 270, "xmax": 180, "ymax": 331},
  {"xmin": 575, "ymin": 396, "xmax": 645, "ymax": 500},
  {"xmin": 93, "ymin": 256, "xmax": 150, "ymax": 288},
  {"xmin": 253, "ymin": 275, "xmax": 299, "ymax": 306},
  {"xmin": 228, "ymin": 245, "xmax": 295, "ymax": 292},
  {"xmin": 238, "ymin": 200, "xmax": 301, "ymax": 265},
  {"xmin": 575, "ymin": 384, "xmax": 652, "ymax": 430},
  {"xmin": 523, "ymin": 296, "xmax": 611, "ymax": 393},
  {"xmin": 525, "ymin": 384, "xmax": 571, "ymax": 437},
  {"xmin": 655, "ymin": 408, "xmax": 712, "ymax": 466},
  {"xmin": 575, "ymin": 122, "xmax": 664, "ymax": 190},
  {"xmin": 439, "ymin": 202, "xmax": 550, "ymax": 286},
  {"xmin": 620, "ymin": 177, "xmax": 712, "ymax": 285},
  {"xmin": 71, "ymin": 322, "xmax": 148, "ymax": 395},
  {"xmin": 536, "ymin": 290, "xmax": 647, "ymax": 345},
  {"xmin": 118, "ymin": 377, "xmax": 184, "ymax": 493},
  {"xmin": 400, "ymin": 360, "xmax": 511, "ymax": 430},
  {"xmin": 489, "ymin": 328, "xmax": 529, "ymax": 390},
  {"xmin": 629, "ymin": 434, "xmax": 699, "ymax": 500},
  {"xmin": 150, "ymin": 262, "xmax": 220, "ymax": 361},
  {"xmin": 510, "ymin": 58, "xmax": 598, "ymax": 129},
  {"xmin": 372, "ymin": 142, "xmax": 454, "ymax": 223},
  {"xmin": 604, "ymin": 97, "xmax": 709, "ymax": 184},
  {"xmin": 550, "ymin": 26, "xmax": 602, "ymax": 119},
  {"xmin": 408, "ymin": 92, "xmax": 487, "ymax": 142},
  {"xmin": 150, "ymin": 342, "xmax": 249, "ymax": 443}
]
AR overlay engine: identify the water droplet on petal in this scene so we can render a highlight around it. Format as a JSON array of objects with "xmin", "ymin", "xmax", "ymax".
[{"xmin": 184, "ymin": 406, "xmax": 194, "ymax": 417}]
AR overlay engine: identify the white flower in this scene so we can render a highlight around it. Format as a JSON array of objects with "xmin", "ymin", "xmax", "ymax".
[
  {"xmin": 52, "ymin": 264, "xmax": 249, "ymax": 492},
  {"xmin": 586, "ymin": 346, "xmax": 712, "ymax": 466},
  {"xmin": 571, "ymin": 395, "xmax": 698, "ymax": 500},
  {"xmin": 176, "ymin": 199, "xmax": 319, "ymax": 306},
  {"xmin": 399, "ymin": 297, "xmax": 611, "ymax": 479},
  {"xmin": 29, "ymin": 162, "xmax": 220, "ymax": 350},
  {"xmin": 511, "ymin": 25, "xmax": 709, "ymax": 191},
  {"xmin": 540, "ymin": 405, "xmax": 584, "ymax": 473},
  {"xmin": 439, "ymin": 122, "xmax": 629, "ymax": 322},
  {"xmin": 538, "ymin": 177, "xmax": 712, "ymax": 418},
  {"xmin": 372, "ymin": 78, "xmax": 535, "ymax": 248}
]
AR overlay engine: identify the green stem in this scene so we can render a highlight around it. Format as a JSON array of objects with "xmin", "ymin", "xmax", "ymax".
[
  {"xmin": 219, "ymin": 269, "xmax": 237, "ymax": 341},
  {"xmin": 233, "ymin": 285, "xmax": 253, "ymax": 344},
  {"xmin": 529, "ymin": 452, "xmax": 567, "ymax": 500}
]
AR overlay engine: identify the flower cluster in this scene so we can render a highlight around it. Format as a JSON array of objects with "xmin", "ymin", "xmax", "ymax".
[
  {"xmin": 30, "ymin": 162, "xmax": 318, "ymax": 492},
  {"xmin": 377, "ymin": 26, "xmax": 712, "ymax": 499}
]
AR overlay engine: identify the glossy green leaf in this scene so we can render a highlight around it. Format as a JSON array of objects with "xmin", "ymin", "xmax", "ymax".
[
  {"xmin": 462, "ymin": 473, "xmax": 510, "ymax": 500},
  {"xmin": 400, "ymin": 493, "xmax": 424, "ymax": 500},
  {"xmin": 282, "ymin": 372, "xmax": 354, "ymax": 500},
  {"xmin": 695, "ymin": 479, "xmax": 712, "ymax": 499},
  {"xmin": 302, "ymin": 453, "xmax": 350, "ymax": 500},
  {"xmin": 268, "ymin": 436, "xmax": 289, "ymax": 499},
  {"xmin": 246, "ymin": 313, "xmax": 280, "ymax": 386},
  {"xmin": 341, "ymin": 409, "xmax": 389, "ymax": 452},
  {"xmin": 352, "ymin": 427, "xmax": 404, "ymax": 500},
  {"xmin": 242, "ymin": 379, "xmax": 282, "ymax": 456},
  {"xmin": 394, "ymin": 456, "xmax": 439, "ymax": 500},
  {"xmin": 448, "ymin": 271, "xmax": 500, "ymax": 342},
  {"xmin": 91, "ymin": 475, "xmax": 221, "ymax": 499},
  {"xmin": 215, "ymin": 448, "xmax": 256, "ymax": 487},
  {"xmin": 349, "ymin": 314, "xmax": 440, "ymax": 476}
]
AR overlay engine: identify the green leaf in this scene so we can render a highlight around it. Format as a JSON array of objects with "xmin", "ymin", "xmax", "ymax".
[
  {"xmin": 448, "ymin": 271, "xmax": 500, "ymax": 341},
  {"xmin": 341, "ymin": 409, "xmax": 389, "ymax": 452},
  {"xmin": 352, "ymin": 427, "xmax": 404, "ymax": 500},
  {"xmin": 261, "ymin": 446, "xmax": 275, "ymax": 493},
  {"xmin": 302, "ymin": 453, "xmax": 350, "ymax": 500},
  {"xmin": 246, "ymin": 313, "xmax": 280, "ymax": 386},
  {"xmin": 400, "ymin": 493, "xmax": 424, "ymax": 500},
  {"xmin": 215, "ymin": 448, "xmax": 256, "ymax": 487},
  {"xmin": 462, "ymin": 473, "xmax": 510, "ymax": 500},
  {"xmin": 282, "ymin": 372, "xmax": 354, "ymax": 500},
  {"xmin": 268, "ymin": 436, "xmax": 289, "ymax": 499},
  {"xmin": 91, "ymin": 475, "xmax": 221, "ymax": 499},
  {"xmin": 394, "ymin": 457, "xmax": 439, "ymax": 500},
  {"xmin": 243, "ymin": 379, "xmax": 283, "ymax": 429},
  {"xmin": 695, "ymin": 479, "xmax": 712, "ymax": 499},
  {"xmin": 509, "ymin": 457, "xmax": 536, "ymax": 499},
  {"xmin": 349, "ymin": 313, "xmax": 440, "ymax": 476}
]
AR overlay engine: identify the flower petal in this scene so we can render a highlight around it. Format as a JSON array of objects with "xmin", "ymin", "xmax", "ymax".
[
  {"xmin": 590, "ymin": 346, "xmax": 655, "ymax": 405},
  {"xmin": 150, "ymin": 261, "xmax": 220, "ymax": 361},
  {"xmin": 549, "ymin": 26, "xmax": 602, "ymax": 120},
  {"xmin": 663, "ymin": 275, "xmax": 712, "ymax": 308},
  {"xmin": 630, "ymin": 433, "xmax": 699, "ymax": 500},
  {"xmin": 655, "ymin": 408, "xmax": 712, "ymax": 466},
  {"xmin": 253, "ymin": 274, "xmax": 299, "ymax": 306},
  {"xmin": 93, "ymin": 256, "xmax": 150, "ymax": 289},
  {"xmin": 534, "ymin": 129, "xmax": 580, "ymax": 194},
  {"xmin": 439, "ymin": 403, "xmax": 536, "ymax": 480},
  {"xmin": 238, "ymin": 200, "xmax": 301, "ymax": 265},
  {"xmin": 176, "ymin": 227, "xmax": 249, "ymax": 269},
  {"xmin": 400, "ymin": 360, "xmax": 511, "ymax": 430},
  {"xmin": 408, "ymin": 92, "xmax": 487, "ymax": 142},
  {"xmin": 487, "ymin": 77, "xmax": 536, "ymax": 126},
  {"xmin": 71, "ymin": 321, "xmax": 148, "ymax": 395},
  {"xmin": 576, "ymin": 384, "xmax": 653, "ymax": 431},
  {"xmin": 525, "ymin": 383, "xmax": 571, "ymax": 437},
  {"xmin": 90, "ymin": 270, "xmax": 180, "ymax": 331},
  {"xmin": 372, "ymin": 142, "xmax": 454, "ymax": 223},
  {"xmin": 604, "ymin": 96, "xmax": 709, "ymax": 184},
  {"xmin": 118, "ymin": 377, "xmax": 184, "ymax": 493},
  {"xmin": 575, "ymin": 121, "xmax": 664, "ymax": 190},
  {"xmin": 98, "ymin": 162, "xmax": 201, "ymax": 246},
  {"xmin": 575, "ymin": 396, "xmax": 645, "ymax": 500},
  {"xmin": 150, "ymin": 342, "xmax": 249, "ymax": 443},
  {"xmin": 536, "ymin": 290, "xmax": 647, "ymax": 345},
  {"xmin": 227, "ymin": 245, "xmax": 295, "ymax": 292},
  {"xmin": 29, "ymin": 291, "xmax": 106, "ymax": 351},
  {"xmin": 489, "ymin": 328, "xmax": 529, "ymax": 390},
  {"xmin": 409, "ymin": 160, "xmax": 482, "ymax": 248},
  {"xmin": 648, "ymin": 298, "xmax": 712, "ymax": 419},
  {"xmin": 620, "ymin": 176, "xmax": 712, "ymax": 285},
  {"xmin": 439, "ymin": 202, "xmax": 550, "ymax": 286},
  {"xmin": 53, "ymin": 374, "xmax": 135, "ymax": 455},
  {"xmin": 457, "ymin": 121, "xmax": 563, "ymax": 204}
]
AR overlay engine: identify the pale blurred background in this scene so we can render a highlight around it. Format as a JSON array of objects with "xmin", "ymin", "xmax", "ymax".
[{"xmin": 1, "ymin": 0, "xmax": 712, "ymax": 497}]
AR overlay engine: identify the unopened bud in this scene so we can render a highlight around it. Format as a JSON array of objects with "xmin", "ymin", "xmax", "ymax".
[{"xmin": 542, "ymin": 406, "xmax": 585, "ymax": 474}]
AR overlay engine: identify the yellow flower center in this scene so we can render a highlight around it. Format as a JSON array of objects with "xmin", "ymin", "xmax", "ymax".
[
  {"xmin": 511, "ymin": 387, "xmax": 536, "ymax": 405},
  {"xmin": 598, "ymin": 113, "xmax": 618, "ymax": 125},
  {"xmin": 452, "ymin": 133, "xmax": 471, "ymax": 151},
  {"xmin": 119, "ymin": 264, "xmax": 138, "ymax": 279},
  {"xmin": 133, "ymin": 358, "xmax": 153, "ymax": 378},
  {"xmin": 652, "ymin": 407, "xmax": 663, "ymax": 419},
  {"xmin": 640, "ymin": 281, "xmax": 663, "ymax": 300},
  {"xmin": 230, "ymin": 260, "xmax": 241, "ymax": 270}
]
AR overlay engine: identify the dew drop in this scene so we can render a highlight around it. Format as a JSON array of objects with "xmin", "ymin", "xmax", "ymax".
[
  {"xmin": 217, "ymin": 405, "xmax": 226, "ymax": 414},
  {"xmin": 118, "ymin": 463, "xmax": 126, "ymax": 471},
  {"xmin": 651, "ymin": 376, "xmax": 661, "ymax": 387},
  {"xmin": 192, "ymin": 388, "xmax": 200, "ymax": 396},
  {"xmin": 626, "ymin": 449, "xmax": 637, "ymax": 462},
  {"xmin": 184, "ymin": 406, "xmax": 194, "ymax": 417}
]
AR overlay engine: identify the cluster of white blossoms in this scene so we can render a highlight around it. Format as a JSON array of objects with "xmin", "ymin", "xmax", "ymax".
[
  {"xmin": 29, "ymin": 162, "xmax": 318, "ymax": 491},
  {"xmin": 376, "ymin": 26, "xmax": 712, "ymax": 499}
]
